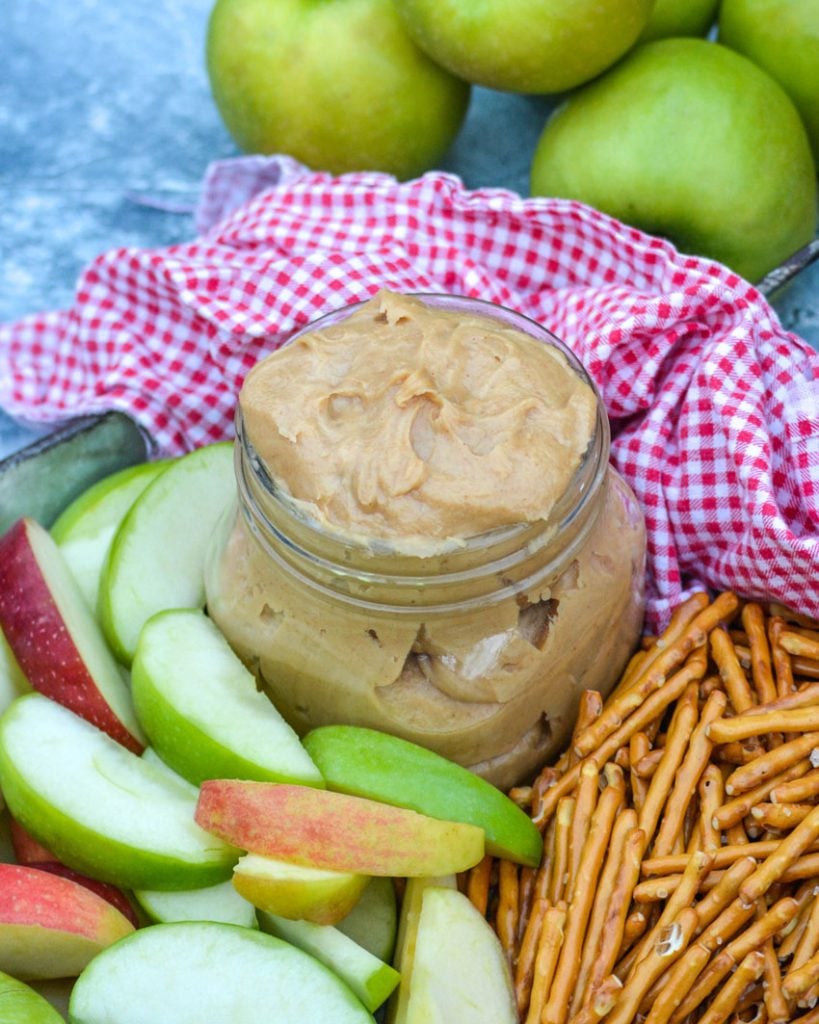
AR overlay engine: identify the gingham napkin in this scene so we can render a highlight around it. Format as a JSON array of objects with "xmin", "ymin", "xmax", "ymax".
[{"xmin": 1, "ymin": 155, "xmax": 817, "ymax": 629}]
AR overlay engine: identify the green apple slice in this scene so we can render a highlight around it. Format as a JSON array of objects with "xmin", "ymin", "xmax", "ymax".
[
  {"xmin": 134, "ymin": 879, "xmax": 258, "ymax": 929},
  {"xmin": 196, "ymin": 779, "xmax": 485, "ymax": 877},
  {"xmin": 98, "ymin": 442, "xmax": 235, "ymax": 664},
  {"xmin": 387, "ymin": 874, "xmax": 456, "ymax": 1024},
  {"xmin": 404, "ymin": 887, "xmax": 517, "ymax": 1024},
  {"xmin": 232, "ymin": 852, "xmax": 369, "ymax": 925},
  {"xmin": 258, "ymin": 910, "xmax": 400, "ymax": 1013},
  {"xmin": 337, "ymin": 877, "xmax": 398, "ymax": 963},
  {"xmin": 304, "ymin": 725, "xmax": 542, "ymax": 866},
  {"xmin": 51, "ymin": 460, "xmax": 171, "ymax": 612},
  {"xmin": 131, "ymin": 608, "xmax": 323, "ymax": 788},
  {"xmin": 69, "ymin": 921, "xmax": 376, "ymax": 1023},
  {"xmin": 0, "ymin": 693, "xmax": 237, "ymax": 891},
  {"xmin": 0, "ymin": 971, "xmax": 66, "ymax": 1024}
]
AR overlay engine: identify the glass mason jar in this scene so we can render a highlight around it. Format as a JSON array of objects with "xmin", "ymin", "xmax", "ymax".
[{"xmin": 205, "ymin": 295, "xmax": 646, "ymax": 791}]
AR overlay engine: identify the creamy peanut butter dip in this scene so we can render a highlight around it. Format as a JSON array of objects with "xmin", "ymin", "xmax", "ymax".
[
  {"xmin": 206, "ymin": 291, "xmax": 646, "ymax": 789},
  {"xmin": 240, "ymin": 291, "xmax": 597, "ymax": 545}
]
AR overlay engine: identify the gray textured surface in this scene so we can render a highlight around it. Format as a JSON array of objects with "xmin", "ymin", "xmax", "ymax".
[{"xmin": 1, "ymin": 0, "xmax": 817, "ymax": 459}]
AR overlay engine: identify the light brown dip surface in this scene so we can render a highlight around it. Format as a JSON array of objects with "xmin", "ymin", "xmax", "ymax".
[{"xmin": 240, "ymin": 291, "xmax": 598, "ymax": 544}]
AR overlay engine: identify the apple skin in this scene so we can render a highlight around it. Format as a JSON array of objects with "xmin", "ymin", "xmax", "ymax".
[
  {"xmin": 304, "ymin": 725, "xmax": 542, "ymax": 867},
  {"xmin": 530, "ymin": 38, "xmax": 817, "ymax": 283},
  {"xmin": 0, "ymin": 971, "xmax": 65, "ymax": 1024},
  {"xmin": 206, "ymin": 0, "xmax": 470, "ymax": 180},
  {"xmin": 392, "ymin": 0, "xmax": 654, "ymax": 94},
  {"xmin": 0, "ymin": 518, "xmax": 144, "ymax": 752},
  {"xmin": 68, "ymin": 921, "xmax": 375, "ymax": 1024},
  {"xmin": 719, "ymin": 0, "xmax": 819, "ymax": 165},
  {"xmin": 637, "ymin": 0, "xmax": 720, "ymax": 42},
  {"xmin": 196, "ymin": 780, "xmax": 485, "ymax": 877},
  {"xmin": 232, "ymin": 852, "xmax": 369, "ymax": 925},
  {"xmin": 0, "ymin": 862, "xmax": 135, "ymax": 980}
]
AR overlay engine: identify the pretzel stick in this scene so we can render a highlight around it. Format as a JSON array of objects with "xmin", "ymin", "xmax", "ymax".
[
  {"xmin": 784, "ymin": 947, "xmax": 819, "ymax": 1000},
  {"xmin": 697, "ymin": 950, "xmax": 767, "ymax": 1024},
  {"xmin": 741, "ymin": 682, "xmax": 819, "ymax": 718},
  {"xmin": 572, "ymin": 594, "xmax": 731, "ymax": 759},
  {"xmin": 725, "ymin": 732, "xmax": 819, "ymax": 794},
  {"xmin": 699, "ymin": 764, "xmax": 724, "ymax": 853},
  {"xmin": 569, "ymin": 807, "xmax": 636, "ymax": 1017},
  {"xmin": 638, "ymin": 681, "xmax": 700, "ymax": 852},
  {"xmin": 604, "ymin": 907, "xmax": 699, "ymax": 1024},
  {"xmin": 563, "ymin": 690, "xmax": 604, "ymax": 769},
  {"xmin": 541, "ymin": 769, "xmax": 624, "ymax": 1024},
  {"xmin": 768, "ymin": 603, "xmax": 819, "ymax": 629},
  {"xmin": 567, "ymin": 975, "xmax": 622, "ymax": 1024},
  {"xmin": 549, "ymin": 797, "xmax": 575, "ymax": 903},
  {"xmin": 710, "ymin": 707, "xmax": 819, "ymax": 744},
  {"xmin": 566, "ymin": 761, "xmax": 601, "ymax": 901},
  {"xmin": 514, "ymin": 896, "xmax": 547, "ymax": 1016},
  {"xmin": 778, "ymin": 896, "xmax": 813, "ymax": 962},
  {"xmin": 630, "ymin": 732, "xmax": 653, "ymax": 809},
  {"xmin": 751, "ymin": 802, "xmax": 815, "ymax": 831},
  {"xmin": 796, "ymin": 656, "xmax": 819, "ymax": 680},
  {"xmin": 782, "ymin": 632, "xmax": 819, "ymax": 661},
  {"xmin": 496, "ymin": 858, "xmax": 519, "ymax": 966},
  {"xmin": 671, "ymin": 898, "xmax": 799, "ymax": 1023},
  {"xmin": 714, "ymin": 761, "xmax": 813, "ymax": 830},
  {"xmin": 792, "ymin": 889, "xmax": 819, "ymax": 972},
  {"xmin": 653, "ymin": 689, "xmax": 727, "ymax": 857},
  {"xmin": 693, "ymin": 857, "xmax": 759, "ymax": 934},
  {"xmin": 534, "ymin": 816, "xmax": 556, "ymax": 902},
  {"xmin": 712, "ymin": 626, "xmax": 756, "ymax": 713},
  {"xmin": 771, "ymin": 768, "xmax": 819, "ymax": 804},
  {"xmin": 529, "ymin": 766, "xmax": 559, "ymax": 823},
  {"xmin": 517, "ymin": 865, "xmax": 536, "ymax": 945},
  {"xmin": 611, "ymin": 591, "xmax": 710, "ymax": 703},
  {"xmin": 715, "ymin": 741, "xmax": 761, "ymax": 766},
  {"xmin": 743, "ymin": 603, "xmax": 778, "ymax": 705},
  {"xmin": 642, "ymin": 892, "xmax": 757, "ymax": 1024},
  {"xmin": 768, "ymin": 616, "xmax": 795, "ymax": 697},
  {"xmin": 760, "ymin": 934, "xmax": 790, "ymax": 1024},
  {"xmin": 466, "ymin": 854, "xmax": 493, "ymax": 915},
  {"xmin": 524, "ymin": 902, "xmax": 566, "ymax": 1024},
  {"xmin": 633, "ymin": 747, "xmax": 665, "ymax": 778},
  {"xmin": 534, "ymin": 658, "xmax": 696, "ymax": 828},
  {"xmin": 741, "ymin": 805, "xmax": 819, "ymax": 902},
  {"xmin": 629, "ymin": 850, "xmax": 714, "ymax": 975},
  {"xmin": 583, "ymin": 824, "xmax": 645, "ymax": 997}
]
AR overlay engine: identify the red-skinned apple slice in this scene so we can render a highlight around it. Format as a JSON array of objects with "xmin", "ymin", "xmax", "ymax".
[
  {"xmin": 0, "ymin": 862, "xmax": 135, "ymax": 980},
  {"xmin": 0, "ymin": 518, "xmax": 144, "ymax": 752},
  {"xmin": 8, "ymin": 819, "xmax": 139, "ymax": 926},
  {"xmin": 196, "ymin": 781, "xmax": 485, "ymax": 877}
]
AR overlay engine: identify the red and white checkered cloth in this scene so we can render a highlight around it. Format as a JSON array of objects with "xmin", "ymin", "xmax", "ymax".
[{"xmin": 1, "ymin": 155, "xmax": 817, "ymax": 629}]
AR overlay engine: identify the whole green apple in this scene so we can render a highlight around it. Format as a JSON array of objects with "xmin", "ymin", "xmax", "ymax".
[
  {"xmin": 530, "ymin": 39, "xmax": 817, "ymax": 282},
  {"xmin": 719, "ymin": 0, "xmax": 819, "ymax": 166},
  {"xmin": 206, "ymin": 0, "xmax": 470, "ymax": 179},
  {"xmin": 391, "ymin": 0, "xmax": 654, "ymax": 94},
  {"xmin": 637, "ymin": 0, "xmax": 720, "ymax": 42}
]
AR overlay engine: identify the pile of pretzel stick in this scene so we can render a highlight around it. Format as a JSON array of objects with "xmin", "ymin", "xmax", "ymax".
[{"xmin": 465, "ymin": 590, "xmax": 819, "ymax": 1024}]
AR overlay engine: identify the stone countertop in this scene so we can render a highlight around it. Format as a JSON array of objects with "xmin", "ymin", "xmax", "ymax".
[{"xmin": 2, "ymin": 0, "xmax": 818, "ymax": 459}]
